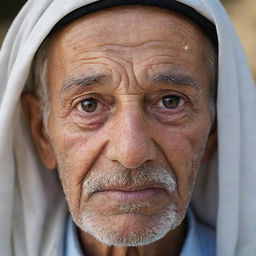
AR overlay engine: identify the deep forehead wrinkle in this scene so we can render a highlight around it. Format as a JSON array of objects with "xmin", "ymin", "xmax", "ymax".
[
  {"xmin": 65, "ymin": 23, "xmax": 199, "ymax": 52},
  {"xmin": 95, "ymin": 40, "xmax": 187, "ymax": 52},
  {"xmin": 61, "ymin": 74, "xmax": 107, "ymax": 93}
]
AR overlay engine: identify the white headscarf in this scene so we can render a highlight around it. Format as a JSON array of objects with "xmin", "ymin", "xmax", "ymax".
[{"xmin": 0, "ymin": 0, "xmax": 255, "ymax": 255}]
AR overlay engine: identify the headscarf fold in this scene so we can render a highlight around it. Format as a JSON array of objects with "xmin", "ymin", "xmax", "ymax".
[{"xmin": 0, "ymin": 0, "xmax": 255, "ymax": 255}]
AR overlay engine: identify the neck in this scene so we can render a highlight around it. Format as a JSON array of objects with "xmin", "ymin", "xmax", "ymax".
[{"xmin": 77, "ymin": 219, "xmax": 187, "ymax": 256}]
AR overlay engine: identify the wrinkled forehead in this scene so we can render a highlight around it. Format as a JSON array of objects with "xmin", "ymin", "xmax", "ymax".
[
  {"xmin": 54, "ymin": 5, "xmax": 208, "ymax": 51},
  {"xmin": 46, "ymin": 4, "xmax": 215, "ymax": 104},
  {"xmin": 49, "ymin": 0, "xmax": 217, "ymax": 48}
]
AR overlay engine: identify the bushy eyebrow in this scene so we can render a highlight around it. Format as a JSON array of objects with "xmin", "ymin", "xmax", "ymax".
[
  {"xmin": 61, "ymin": 74, "xmax": 107, "ymax": 93},
  {"xmin": 151, "ymin": 72, "xmax": 201, "ymax": 91},
  {"xmin": 60, "ymin": 72, "xmax": 200, "ymax": 94}
]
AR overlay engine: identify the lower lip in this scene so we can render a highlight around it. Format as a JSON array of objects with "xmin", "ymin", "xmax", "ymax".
[{"xmin": 98, "ymin": 188, "xmax": 164, "ymax": 201}]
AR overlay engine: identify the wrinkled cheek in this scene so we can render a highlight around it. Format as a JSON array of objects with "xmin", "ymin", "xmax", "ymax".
[
  {"xmin": 54, "ymin": 152, "xmax": 82, "ymax": 216},
  {"xmin": 160, "ymin": 130, "xmax": 209, "ymax": 206},
  {"xmin": 182, "ymin": 129, "xmax": 210, "ymax": 196},
  {"xmin": 47, "ymin": 135, "xmax": 86, "ymax": 216},
  {"xmin": 49, "ymin": 125, "xmax": 109, "ymax": 216}
]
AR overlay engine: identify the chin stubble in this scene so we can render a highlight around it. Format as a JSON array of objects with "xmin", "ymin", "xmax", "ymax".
[{"xmin": 73, "ymin": 165, "xmax": 186, "ymax": 246}]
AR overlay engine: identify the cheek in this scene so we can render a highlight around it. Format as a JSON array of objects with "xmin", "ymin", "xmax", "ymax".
[
  {"xmin": 155, "ymin": 124, "xmax": 210, "ymax": 202},
  {"xmin": 48, "ymin": 120, "xmax": 109, "ymax": 214}
]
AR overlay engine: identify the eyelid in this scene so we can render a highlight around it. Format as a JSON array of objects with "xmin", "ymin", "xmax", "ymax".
[
  {"xmin": 146, "ymin": 90, "xmax": 189, "ymax": 103},
  {"xmin": 159, "ymin": 95, "xmax": 185, "ymax": 109},
  {"xmin": 77, "ymin": 97, "xmax": 100, "ymax": 112},
  {"xmin": 77, "ymin": 98, "xmax": 98, "ymax": 113},
  {"xmin": 71, "ymin": 93, "xmax": 101, "ymax": 107},
  {"xmin": 75, "ymin": 94, "xmax": 113, "ymax": 115}
]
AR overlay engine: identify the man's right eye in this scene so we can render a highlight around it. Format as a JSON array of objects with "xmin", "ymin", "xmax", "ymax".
[{"xmin": 79, "ymin": 98, "xmax": 98, "ymax": 112}]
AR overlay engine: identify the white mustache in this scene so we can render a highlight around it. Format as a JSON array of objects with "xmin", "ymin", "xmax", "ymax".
[{"xmin": 83, "ymin": 165, "xmax": 177, "ymax": 195}]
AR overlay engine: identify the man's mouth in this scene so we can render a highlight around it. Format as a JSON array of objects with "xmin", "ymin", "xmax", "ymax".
[
  {"xmin": 95, "ymin": 187, "xmax": 166, "ymax": 201},
  {"xmin": 83, "ymin": 166, "xmax": 177, "ymax": 199}
]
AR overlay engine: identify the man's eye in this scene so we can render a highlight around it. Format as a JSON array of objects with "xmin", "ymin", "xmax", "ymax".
[
  {"xmin": 161, "ymin": 95, "xmax": 183, "ymax": 109},
  {"xmin": 79, "ymin": 98, "xmax": 98, "ymax": 112}
]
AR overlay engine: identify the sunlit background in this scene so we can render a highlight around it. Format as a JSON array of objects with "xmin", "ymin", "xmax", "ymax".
[{"xmin": 0, "ymin": 0, "xmax": 255, "ymax": 80}]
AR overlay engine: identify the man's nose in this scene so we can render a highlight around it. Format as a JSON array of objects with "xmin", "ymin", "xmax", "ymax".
[{"xmin": 107, "ymin": 105, "xmax": 156, "ymax": 169}]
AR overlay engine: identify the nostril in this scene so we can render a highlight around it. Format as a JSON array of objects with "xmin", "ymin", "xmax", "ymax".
[{"xmin": 110, "ymin": 137, "xmax": 156, "ymax": 169}]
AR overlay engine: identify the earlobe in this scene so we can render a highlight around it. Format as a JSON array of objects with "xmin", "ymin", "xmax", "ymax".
[{"xmin": 21, "ymin": 92, "xmax": 57, "ymax": 170}]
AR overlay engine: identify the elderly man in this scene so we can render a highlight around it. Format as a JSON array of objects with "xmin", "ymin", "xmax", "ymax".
[{"xmin": 0, "ymin": 0, "xmax": 256, "ymax": 256}]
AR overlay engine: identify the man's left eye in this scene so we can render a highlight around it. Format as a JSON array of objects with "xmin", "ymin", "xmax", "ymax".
[
  {"xmin": 161, "ymin": 95, "xmax": 184, "ymax": 109},
  {"xmin": 79, "ymin": 98, "xmax": 98, "ymax": 112}
]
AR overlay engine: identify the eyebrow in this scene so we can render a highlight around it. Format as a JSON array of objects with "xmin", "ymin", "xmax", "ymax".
[
  {"xmin": 151, "ymin": 72, "xmax": 201, "ymax": 91},
  {"xmin": 61, "ymin": 74, "xmax": 107, "ymax": 93},
  {"xmin": 61, "ymin": 72, "xmax": 200, "ymax": 93}
]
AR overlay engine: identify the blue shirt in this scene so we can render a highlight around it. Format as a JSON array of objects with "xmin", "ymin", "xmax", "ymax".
[{"xmin": 64, "ymin": 209, "xmax": 216, "ymax": 256}]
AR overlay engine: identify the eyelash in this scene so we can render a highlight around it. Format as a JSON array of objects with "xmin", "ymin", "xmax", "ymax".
[{"xmin": 147, "ymin": 90, "xmax": 188, "ymax": 106}]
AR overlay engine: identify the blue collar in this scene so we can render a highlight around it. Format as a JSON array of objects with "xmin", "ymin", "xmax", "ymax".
[
  {"xmin": 181, "ymin": 209, "xmax": 216, "ymax": 256},
  {"xmin": 64, "ymin": 208, "xmax": 216, "ymax": 256}
]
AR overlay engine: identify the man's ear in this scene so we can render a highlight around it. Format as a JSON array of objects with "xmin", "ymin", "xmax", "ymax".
[
  {"xmin": 21, "ymin": 92, "xmax": 57, "ymax": 170},
  {"xmin": 202, "ymin": 123, "xmax": 217, "ymax": 163}
]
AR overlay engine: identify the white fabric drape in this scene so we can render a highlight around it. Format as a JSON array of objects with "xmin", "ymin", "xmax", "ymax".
[{"xmin": 0, "ymin": 0, "xmax": 255, "ymax": 255}]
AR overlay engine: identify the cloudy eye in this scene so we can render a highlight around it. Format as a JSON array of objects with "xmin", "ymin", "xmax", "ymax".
[
  {"xmin": 162, "ymin": 95, "xmax": 183, "ymax": 109},
  {"xmin": 80, "ymin": 98, "xmax": 98, "ymax": 112}
]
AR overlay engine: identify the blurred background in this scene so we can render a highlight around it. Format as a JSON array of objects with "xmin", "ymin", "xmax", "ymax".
[{"xmin": 0, "ymin": 0, "xmax": 255, "ymax": 80}]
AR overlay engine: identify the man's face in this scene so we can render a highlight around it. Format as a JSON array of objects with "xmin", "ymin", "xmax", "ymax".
[{"xmin": 32, "ymin": 6, "xmax": 214, "ymax": 246}]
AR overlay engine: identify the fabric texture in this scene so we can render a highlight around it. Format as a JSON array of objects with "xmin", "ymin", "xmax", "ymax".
[
  {"xmin": 0, "ymin": 0, "xmax": 255, "ymax": 255},
  {"xmin": 64, "ymin": 208, "xmax": 216, "ymax": 256},
  {"xmin": 50, "ymin": 0, "xmax": 218, "ymax": 47}
]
